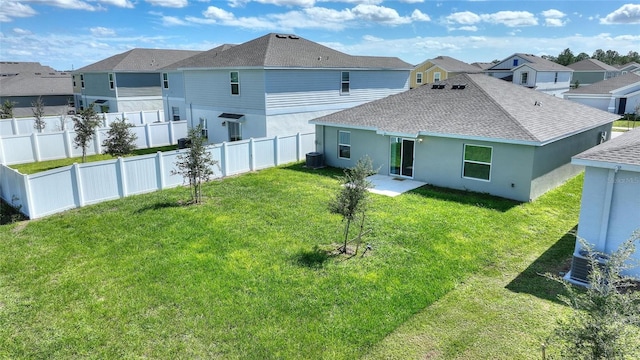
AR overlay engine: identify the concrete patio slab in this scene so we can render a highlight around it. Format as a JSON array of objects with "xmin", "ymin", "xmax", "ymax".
[{"xmin": 366, "ymin": 174, "xmax": 426, "ymax": 197}]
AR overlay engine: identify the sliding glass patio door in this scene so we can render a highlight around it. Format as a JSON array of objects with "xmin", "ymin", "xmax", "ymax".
[{"xmin": 390, "ymin": 137, "xmax": 415, "ymax": 178}]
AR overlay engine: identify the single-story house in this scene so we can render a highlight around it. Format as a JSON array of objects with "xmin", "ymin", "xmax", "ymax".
[
  {"xmin": 568, "ymin": 127, "xmax": 640, "ymax": 282},
  {"xmin": 567, "ymin": 58, "xmax": 621, "ymax": 87},
  {"xmin": 0, "ymin": 62, "xmax": 73, "ymax": 117},
  {"xmin": 311, "ymin": 73, "xmax": 620, "ymax": 202},
  {"xmin": 563, "ymin": 72, "xmax": 640, "ymax": 115}
]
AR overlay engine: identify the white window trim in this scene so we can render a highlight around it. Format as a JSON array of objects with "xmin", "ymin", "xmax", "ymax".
[
  {"xmin": 338, "ymin": 130, "xmax": 351, "ymax": 159},
  {"xmin": 163, "ymin": 73, "xmax": 169, "ymax": 89},
  {"xmin": 230, "ymin": 71, "xmax": 239, "ymax": 95},
  {"xmin": 520, "ymin": 72, "xmax": 528, "ymax": 85},
  {"xmin": 462, "ymin": 144, "xmax": 493, "ymax": 182},
  {"xmin": 416, "ymin": 72, "xmax": 423, "ymax": 84},
  {"xmin": 108, "ymin": 73, "xmax": 115, "ymax": 90},
  {"xmin": 80, "ymin": 74, "xmax": 85, "ymax": 89},
  {"xmin": 433, "ymin": 72, "xmax": 441, "ymax": 82},
  {"xmin": 341, "ymin": 71, "xmax": 350, "ymax": 94}
]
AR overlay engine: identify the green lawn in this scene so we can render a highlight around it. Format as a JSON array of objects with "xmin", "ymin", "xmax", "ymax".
[
  {"xmin": 0, "ymin": 164, "xmax": 580, "ymax": 359},
  {"xmin": 613, "ymin": 119, "xmax": 640, "ymax": 130},
  {"xmin": 9, "ymin": 145, "xmax": 178, "ymax": 175}
]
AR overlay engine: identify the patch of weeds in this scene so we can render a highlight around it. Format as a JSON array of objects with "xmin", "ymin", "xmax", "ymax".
[{"xmin": 1, "ymin": 196, "xmax": 27, "ymax": 225}]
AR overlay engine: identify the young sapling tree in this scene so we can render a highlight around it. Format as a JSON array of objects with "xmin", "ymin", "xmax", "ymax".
[
  {"xmin": 172, "ymin": 123, "xmax": 218, "ymax": 204},
  {"xmin": 103, "ymin": 117, "xmax": 137, "ymax": 157},
  {"xmin": 72, "ymin": 105, "xmax": 102, "ymax": 163}
]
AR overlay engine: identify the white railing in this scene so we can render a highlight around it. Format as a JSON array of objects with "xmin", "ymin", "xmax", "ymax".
[
  {"xmin": 0, "ymin": 132, "xmax": 316, "ymax": 219},
  {"xmin": 0, "ymin": 121, "xmax": 187, "ymax": 165},
  {"xmin": 0, "ymin": 110, "xmax": 165, "ymax": 136}
]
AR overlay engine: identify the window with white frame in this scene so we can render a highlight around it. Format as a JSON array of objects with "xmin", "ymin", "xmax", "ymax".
[
  {"xmin": 199, "ymin": 117, "xmax": 208, "ymax": 138},
  {"xmin": 513, "ymin": 59, "xmax": 519, "ymax": 67},
  {"xmin": 416, "ymin": 72, "xmax": 423, "ymax": 84},
  {"xmin": 341, "ymin": 71, "xmax": 350, "ymax": 94},
  {"xmin": 520, "ymin": 72, "xmax": 528, "ymax": 85},
  {"xmin": 554, "ymin": 72, "xmax": 558, "ymax": 83},
  {"xmin": 230, "ymin": 71, "xmax": 239, "ymax": 95},
  {"xmin": 73, "ymin": 75, "xmax": 76, "ymax": 87},
  {"xmin": 80, "ymin": 74, "xmax": 85, "ymax": 88},
  {"xmin": 463, "ymin": 144, "xmax": 492, "ymax": 181},
  {"xmin": 338, "ymin": 130, "xmax": 351, "ymax": 159},
  {"xmin": 433, "ymin": 72, "xmax": 441, "ymax": 82},
  {"xmin": 163, "ymin": 73, "xmax": 169, "ymax": 89},
  {"xmin": 171, "ymin": 106, "xmax": 180, "ymax": 121},
  {"xmin": 109, "ymin": 73, "xmax": 114, "ymax": 90}
]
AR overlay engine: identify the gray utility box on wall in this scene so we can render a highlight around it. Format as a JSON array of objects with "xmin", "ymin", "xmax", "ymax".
[{"xmin": 305, "ymin": 152, "xmax": 324, "ymax": 169}]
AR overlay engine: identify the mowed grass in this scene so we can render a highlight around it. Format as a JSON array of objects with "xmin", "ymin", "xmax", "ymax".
[
  {"xmin": 10, "ymin": 145, "xmax": 178, "ymax": 175},
  {"xmin": 0, "ymin": 164, "xmax": 581, "ymax": 359}
]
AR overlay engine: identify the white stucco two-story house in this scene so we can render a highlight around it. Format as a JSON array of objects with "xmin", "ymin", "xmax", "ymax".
[
  {"xmin": 161, "ymin": 33, "xmax": 412, "ymax": 143},
  {"xmin": 485, "ymin": 53, "xmax": 573, "ymax": 96}
]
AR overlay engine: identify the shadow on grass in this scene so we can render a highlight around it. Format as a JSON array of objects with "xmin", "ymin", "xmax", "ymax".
[
  {"xmin": 134, "ymin": 200, "xmax": 186, "ymax": 214},
  {"xmin": 294, "ymin": 245, "xmax": 333, "ymax": 269},
  {"xmin": 505, "ymin": 226, "xmax": 577, "ymax": 304},
  {"xmin": 283, "ymin": 163, "xmax": 520, "ymax": 212},
  {"xmin": 407, "ymin": 184, "xmax": 521, "ymax": 212}
]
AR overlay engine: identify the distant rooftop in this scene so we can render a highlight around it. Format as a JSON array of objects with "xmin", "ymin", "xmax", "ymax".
[
  {"xmin": 74, "ymin": 48, "xmax": 202, "ymax": 72},
  {"xmin": 565, "ymin": 72, "xmax": 640, "ymax": 95},
  {"xmin": 568, "ymin": 59, "xmax": 619, "ymax": 72}
]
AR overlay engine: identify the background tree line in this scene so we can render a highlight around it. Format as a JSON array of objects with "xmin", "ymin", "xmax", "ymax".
[{"xmin": 542, "ymin": 48, "xmax": 640, "ymax": 66}]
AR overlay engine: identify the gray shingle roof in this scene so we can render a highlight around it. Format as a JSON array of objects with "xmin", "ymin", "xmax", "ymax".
[
  {"xmin": 427, "ymin": 56, "xmax": 482, "ymax": 73},
  {"xmin": 161, "ymin": 44, "xmax": 236, "ymax": 70},
  {"xmin": 565, "ymin": 72, "xmax": 640, "ymax": 95},
  {"xmin": 74, "ymin": 48, "xmax": 202, "ymax": 72},
  {"xmin": 171, "ymin": 33, "xmax": 412, "ymax": 70},
  {"xmin": 311, "ymin": 73, "xmax": 620, "ymax": 145},
  {"xmin": 0, "ymin": 61, "xmax": 58, "ymax": 74},
  {"xmin": 573, "ymin": 127, "xmax": 640, "ymax": 168},
  {"xmin": 568, "ymin": 58, "xmax": 619, "ymax": 72},
  {"xmin": 0, "ymin": 72, "xmax": 72, "ymax": 97}
]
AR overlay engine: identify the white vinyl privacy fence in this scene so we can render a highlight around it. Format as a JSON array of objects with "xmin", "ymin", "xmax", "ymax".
[
  {"xmin": 0, "ymin": 132, "xmax": 315, "ymax": 219},
  {"xmin": 0, "ymin": 121, "xmax": 187, "ymax": 165},
  {"xmin": 0, "ymin": 110, "xmax": 165, "ymax": 136}
]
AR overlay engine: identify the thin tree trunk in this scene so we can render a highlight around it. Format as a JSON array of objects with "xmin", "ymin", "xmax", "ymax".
[
  {"xmin": 343, "ymin": 219, "xmax": 351, "ymax": 253},
  {"xmin": 355, "ymin": 211, "xmax": 366, "ymax": 255}
]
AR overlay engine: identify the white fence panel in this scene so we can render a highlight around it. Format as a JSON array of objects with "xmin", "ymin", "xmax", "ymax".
[
  {"xmin": 278, "ymin": 135, "xmax": 300, "ymax": 164},
  {"xmin": 300, "ymin": 133, "xmax": 315, "ymax": 155},
  {"xmin": 79, "ymin": 161, "xmax": 121, "ymax": 205},
  {"xmin": 0, "ymin": 121, "xmax": 187, "ymax": 165},
  {"xmin": 225, "ymin": 141, "xmax": 251, "ymax": 176},
  {"xmin": 1, "ymin": 136, "xmax": 36, "ymax": 164},
  {"xmin": 28, "ymin": 167, "xmax": 77, "ymax": 218},
  {"xmin": 0, "ymin": 165, "xmax": 30, "ymax": 217},
  {"xmin": 37, "ymin": 132, "xmax": 68, "ymax": 161},
  {"xmin": 1, "ymin": 132, "xmax": 315, "ymax": 219},
  {"xmin": 123, "ymin": 156, "xmax": 160, "ymax": 195},
  {"xmin": 253, "ymin": 138, "xmax": 276, "ymax": 170},
  {"xmin": 0, "ymin": 120, "xmax": 15, "ymax": 136}
]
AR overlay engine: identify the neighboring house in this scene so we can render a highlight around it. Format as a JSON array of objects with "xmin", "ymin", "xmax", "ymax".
[
  {"xmin": 0, "ymin": 61, "xmax": 73, "ymax": 117},
  {"xmin": 563, "ymin": 73, "xmax": 640, "ymax": 115},
  {"xmin": 568, "ymin": 127, "xmax": 640, "ymax": 283},
  {"xmin": 618, "ymin": 62, "xmax": 640, "ymax": 75},
  {"xmin": 311, "ymin": 73, "xmax": 619, "ymax": 202},
  {"xmin": 410, "ymin": 56, "xmax": 481, "ymax": 88},
  {"xmin": 162, "ymin": 33, "xmax": 412, "ymax": 143},
  {"xmin": 485, "ymin": 53, "xmax": 573, "ymax": 96},
  {"xmin": 567, "ymin": 58, "xmax": 621, "ymax": 87},
  {"xmin": 72, "ymin": 48, "xmax": 201, "ymax": 114}
]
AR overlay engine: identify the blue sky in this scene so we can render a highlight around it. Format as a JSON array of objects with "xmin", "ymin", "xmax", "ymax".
[{"xmin": 1, "ymin": 0, "xmax": 639, "ymax": 71}]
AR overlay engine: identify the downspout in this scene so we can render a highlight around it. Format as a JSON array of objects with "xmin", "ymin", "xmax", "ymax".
[{"xmin": 597, "ymin": 166, "xmax": 620, "ymax": 252}]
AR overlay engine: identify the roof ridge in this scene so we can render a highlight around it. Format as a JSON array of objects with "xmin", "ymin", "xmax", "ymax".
[{"xmin": 465, "ymin": 74, "xmax": 540, "ymax": 141}]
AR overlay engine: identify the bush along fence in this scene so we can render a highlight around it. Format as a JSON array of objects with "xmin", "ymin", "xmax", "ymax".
[
  {"xmin": 0, "ymin": 132, "xmax": 315, "ymax": 219},
  {"xmin": 0, "ymin": 110, "xmax": 166, "ymax": 136},
  {"xmin": 0, "ymin": 121, "xmax": 187, "ymax": 165}
]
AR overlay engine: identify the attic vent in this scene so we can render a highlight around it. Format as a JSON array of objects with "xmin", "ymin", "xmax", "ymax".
[
  {"xmin": 431, "ymin": 84, "xmax": 446, "ymax": 89},
  {"xmin": 452, "ymin": 84, "xmax": 467, "ymax": 90},
  {"xmin": 289, "ymin": 35, "xmax": 299, "ymax": 39},
  {"xmin": 35, "ymin": 72, "xmax": 41, "ymax": 75},
  {"xmin": 275, "ymin": 34, "xmax": 287, "ymax": 38}
]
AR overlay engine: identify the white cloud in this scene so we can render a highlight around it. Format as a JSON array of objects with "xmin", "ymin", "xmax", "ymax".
[
  {"xmin": 90, "ymin": 26, "xmax": 117, "ymax": 36},
  {"xmin": 399, "ymin": 0, "xmax": 424, "ymax": 3},
  {"xmin": 541, "ymin": 9, "xmax": 567, "ymax": 27},
  {"xmin": 480, "ymin": 11, "xmax": 538, "ymax": 27},
  {"xmin": 229, "ymin": 0, "xmax": 316, "ymax": 7},
  {"xmin": 160, "ymin": 15, "xmax": 190, "ymax": 26},
  {"xmin": 457, "ymin": 26, "xmax": 477, "ymax": 32},
  {"xmin": 362, "ymin": 34, "xmax": 383, "ymax": 42},
  {"xmin": 97, "ymin": 0, "xmax": 134, "ymax": 7},
  {"xmin": 203, "ymin": 6, "xmax": 236, "ymax": 22},
  {"xmin": 446, "ymin": 11, "xmax": 481, "ymax": 25},
  {"xmin": 411, "ymin": 9, "xmax": 430, "ymax": 22},
  {"xmin": 0, "ymin": 2, "xmax": 37, "ymax": 22},
  {"xmin": 351, "ymin": 4, "xmax": 410, "ymax": 25},
  {"xmin": 36, "ymin": 0, "xmax": 100, "ymax": 11},
  {"xmin": 12, "ymin": 27, "xmax": 33, "ymax": 35},
  {"xmin": 600, "ymin": 3, "xmax": 640, "ymax": 24},
  {"xmin": 146, "ymin": 0, "xmax": 189, "ymax": 7}
]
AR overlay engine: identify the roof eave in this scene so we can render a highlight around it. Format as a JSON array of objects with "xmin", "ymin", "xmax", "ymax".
[{"xmin": 571, "ymin": 158, "xmax": 640, "ymax": 173}]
